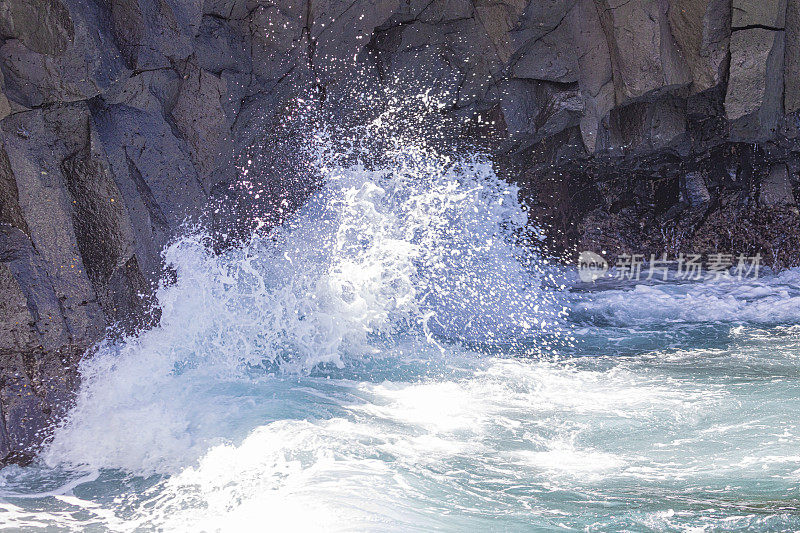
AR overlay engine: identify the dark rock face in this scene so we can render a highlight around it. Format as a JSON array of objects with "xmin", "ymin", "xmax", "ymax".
[{"xmin": 1, "ymin": 0, "xmax": 799, "ymax": 463}]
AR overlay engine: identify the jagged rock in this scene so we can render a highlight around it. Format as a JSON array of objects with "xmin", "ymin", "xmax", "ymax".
[
  {"xmin": 472, "ymin": 0, "xmax": 526, "ymax": 65},
  {"xmin": 498, "ymin": 79, "xmax": 583, "ymax": 151},
  {"xmin": 248, "ymin": 1, "xmax": 307, "ymax": 84},
  {"xmin": 0, "ymin": 70, "xmax": 11, "ymax": 122},
  {"xmin": 785, "ymin": 0, "xmax": 800, "ymax": 113},
  {"xmin": 195, "ymin": 15, "xmax": 251, "ymax": 75},
  {"xmin": 371, "ymin": 22, "xmax": 461, "ymax": 104},
  {"xmin": 667, "ymin": 0, "xmax": 731, "ymax": 93},
  {"xmin": 0, "ymin": 0, "xmax": 128, "ymax": 108},
  {"xmin": 569, "ymin": 0, "xmax": 613, "ymax": 153},
  {"xmin": 0, "ymin": 225, "xmax": 71, "ymax": 354},
  {"xmin": 1, "ymin": 105, "xmax": 107, "ymax": 348},
  {"xmin": 498, "ymin": 79, "xmax": 542, "ymax": 149},
  {"xmin": 760, "ymin": 162, "xmax": 797, "ymax": 207},
  {"xmin": 170, "ymin": 63, "xmax": 231, "ymax": 186},
  {"xmin": 598, "ymin": 95, "xmax": 687, "ymax": 153},
  {"xmin": 90, "ymin": 100, "xmax": 206, "ymax": 277},
  {"xmin": 389, "ymin": 0, "xmax": 473, "ymax": 24},
  {"xmin": 107, "ymin": 0, "xmax": 200, "ymax": 70},
  {"xmin": 511, "ymin": 15, "xmax": 578, "ymax": 83},
  {"xmin": 732, "ymin": 0, "xmax": 786, "ymax": 27},
  {"xmin": 725, "ymin": 27, "xmax": 785, "ymax": 141},
  {"xmin": 103, "ymin": 69, "xmax": 181, "ymax": 115},
  {"xmin": 311, "ymin": 0, "xmax": 401, "ymax": 85},
  {"xmin": 597, "ymin": 0, "xmax": 692, "ymax": 103},
  {"xmin": 509, "ymin": 0, "xmax": 578, "ymax": 83},
  {"xmin": 0, "ymin": 0, "xmax": 74, "ymax": 56},
  {"xmin": 681, "ymin": 171, "xmax": 711, "ymax": 218},
  {"xmin": 60, "ymin": 128, "xmax": 151, "ymax": 327},
  {"xmin": 0, "ymin": 225, "xmax": 82, "ymax": 465},
  {"xmin": 724, "ymin": 0, "xmax": 787, "ymax": 141},
  {"xmin": 4, "ymin": 0, "xmax": 800, "ymax": 466}
]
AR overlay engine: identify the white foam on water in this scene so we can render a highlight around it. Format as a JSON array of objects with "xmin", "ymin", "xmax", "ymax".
[
  {"xmin": 6, "ymin": 335, "xmax": 800, "ymax": 531},
  {"xmin": 572, "ymin": 269, "xmax": 800, "ymax": 326},
  {"xmin": 81, "ymin": 352, "xmax": 792, "ymax": 532},
  {"xmin": 2, "ymin": 97, "xmax": 798, "ymax": 531},
  {"xmin": 42, "ymin": 113, "xmax": 568, "ymax": 477}
]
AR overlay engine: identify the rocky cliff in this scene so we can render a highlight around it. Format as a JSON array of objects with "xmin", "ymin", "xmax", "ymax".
[{"xmin": 1, "ymin": 0, "xmax": 799, "ymax": 464}]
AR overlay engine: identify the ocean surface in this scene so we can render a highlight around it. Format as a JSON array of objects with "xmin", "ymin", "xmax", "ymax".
[{"xmin": 1, "ymin": 110, "xmax": 798, "ymax": 532}]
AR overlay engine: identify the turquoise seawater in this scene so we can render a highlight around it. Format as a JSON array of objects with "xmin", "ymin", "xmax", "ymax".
[{"xmin": 1, "ymin": 128, "xmax": 798, "ymax": 531}]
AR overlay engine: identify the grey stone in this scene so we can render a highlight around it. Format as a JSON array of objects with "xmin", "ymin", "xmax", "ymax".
[
  {"xmin": 568, "ymin": 0, "xmax": 614, "ymax": 152},
  {"xmin": 90, "ymin": 100, "xmax": 206, "ymax": 277},
  {"xmin": 511, "ymin": 16, "xmax": 578, "ymax": 83},
  {"xmin": 170, "ymin": 63, "xmax": 231, "ymax": 188},
  {"xmin": 597, "ymin": 0, "xmax": 692, "ymax": 103},
  {"xmin": 471, "ymin": 0, "xmax": 527, "ymax": 65},
  {"xmin": 1, "ymin": 105, "xmax": 107, "ymax": 348},
  {"xmin": 107, "ymin": 0, "xmax": 200, "ymax": 70},
  {"xmin": 786, "ymin": 0, "xmax": 800, "ymax": 113},
  {"xmin": 311, "ymin": 0, "xmax": 401, "ymax": 84},
  {"xmin": 680, "ymin": 171, "xmax": 711, "ymax": 223},
  {"xmin": 732, "ymin": 0, "xmax": 786, "ymax": 28},
  {"xmin": 195, "ymin": 15, "xmax": 250, "ymax": 75},
  {"xmin": 0, "ymin": 0, "xmax": 129, "ymax": 108},
  {"xmin": 498, "ymin": 79, "xmax": 583, "ymax": 150},
  {"xmin": 410, "ymin": 0, "xmax": 474, "ymax": 24},
  {"xmin": 0, "ymin": 0, "xmax": 74, "ymax": 56},
  {"xmin": 598, "ymin": 95, "xmax": 687, "ymax": 153},
  {"xmin": 509, "ymin": 0, "xmax": 577, "ymax": 83},
  {"xmin": 248, "ymin": 2, "xmax": 307, "ymax": 84},
  {"xmin": 5, "ymin": 0, "xmax": 800, "ymax": 467},
  {"xmin": 667, "ymin": 0, "xmax": 731, "ymax": 93},
  {"xmin": 0, "ymin": 70, "xmax": 11, "ymax": 122},
  {"xmin": 726, "ymin": 27, "xmax": 785, "ymax": 140},
  {"xmin": 760, "ymin": 162, "xmax": 797, "ymax": 206}
]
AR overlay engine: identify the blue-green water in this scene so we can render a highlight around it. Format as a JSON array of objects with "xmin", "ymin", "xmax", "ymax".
[
  {"xmin": 3, "ymin": 287, "xmax": 800, "ymax": 531},
  {"xmin": 1, "ymin": 130, "xmax": 798, "ymax": 531}
]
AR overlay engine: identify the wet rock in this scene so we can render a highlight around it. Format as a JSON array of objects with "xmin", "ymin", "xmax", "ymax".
[
  {"xmin": 498, "ymin": 79, "xmax": 583, "ymax": 151},
  {"xmin": 60, "ymin": 129, "xmax": 151, "ymax": 327},
  {"xmin": 5, "ymin": 0, "xmax": 800, "ymax": 466},
  {"xmin": 0, "ymin": 0, "xmax": 128, "ymax": 108},
  {"xmin": 170, "ymin": 62, "xmax": 231, "ymax": 186},
  {"xmin": 0, "ymin": 225, "xmax": 81, "ymax": 463},
  {"xmin": 0, "ymin": 102, "xmax": 161, "ymax": 459},
  {"xmin": 248, "ymin": 1, "xmax": 307, "ymax": 84},
  {"xmin": 89, "ymin": 100, "xmax": 206, "ymax": 278},
  {"xmin": 680, "ymin": 171, "xmax": 712, "ymax": 223},
  {"xmin": 310, "ymin": 0, "xmax": 401, "ymax": 85},
  {"xmin": 760, "ymin": 162, "xmax": 797, "ymax": 207},
  {"xmin": 2, "ymin": 105, "xmax": 107, "ymax": 349},
  {"xmin": 598, "ymin": 95, "xmax": 687, "ymax": 153}
]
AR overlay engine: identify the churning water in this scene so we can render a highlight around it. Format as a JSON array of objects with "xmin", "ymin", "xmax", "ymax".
[{"xmin": 1, "ymin": 104, "xmax": 799, "ymax": 531}]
